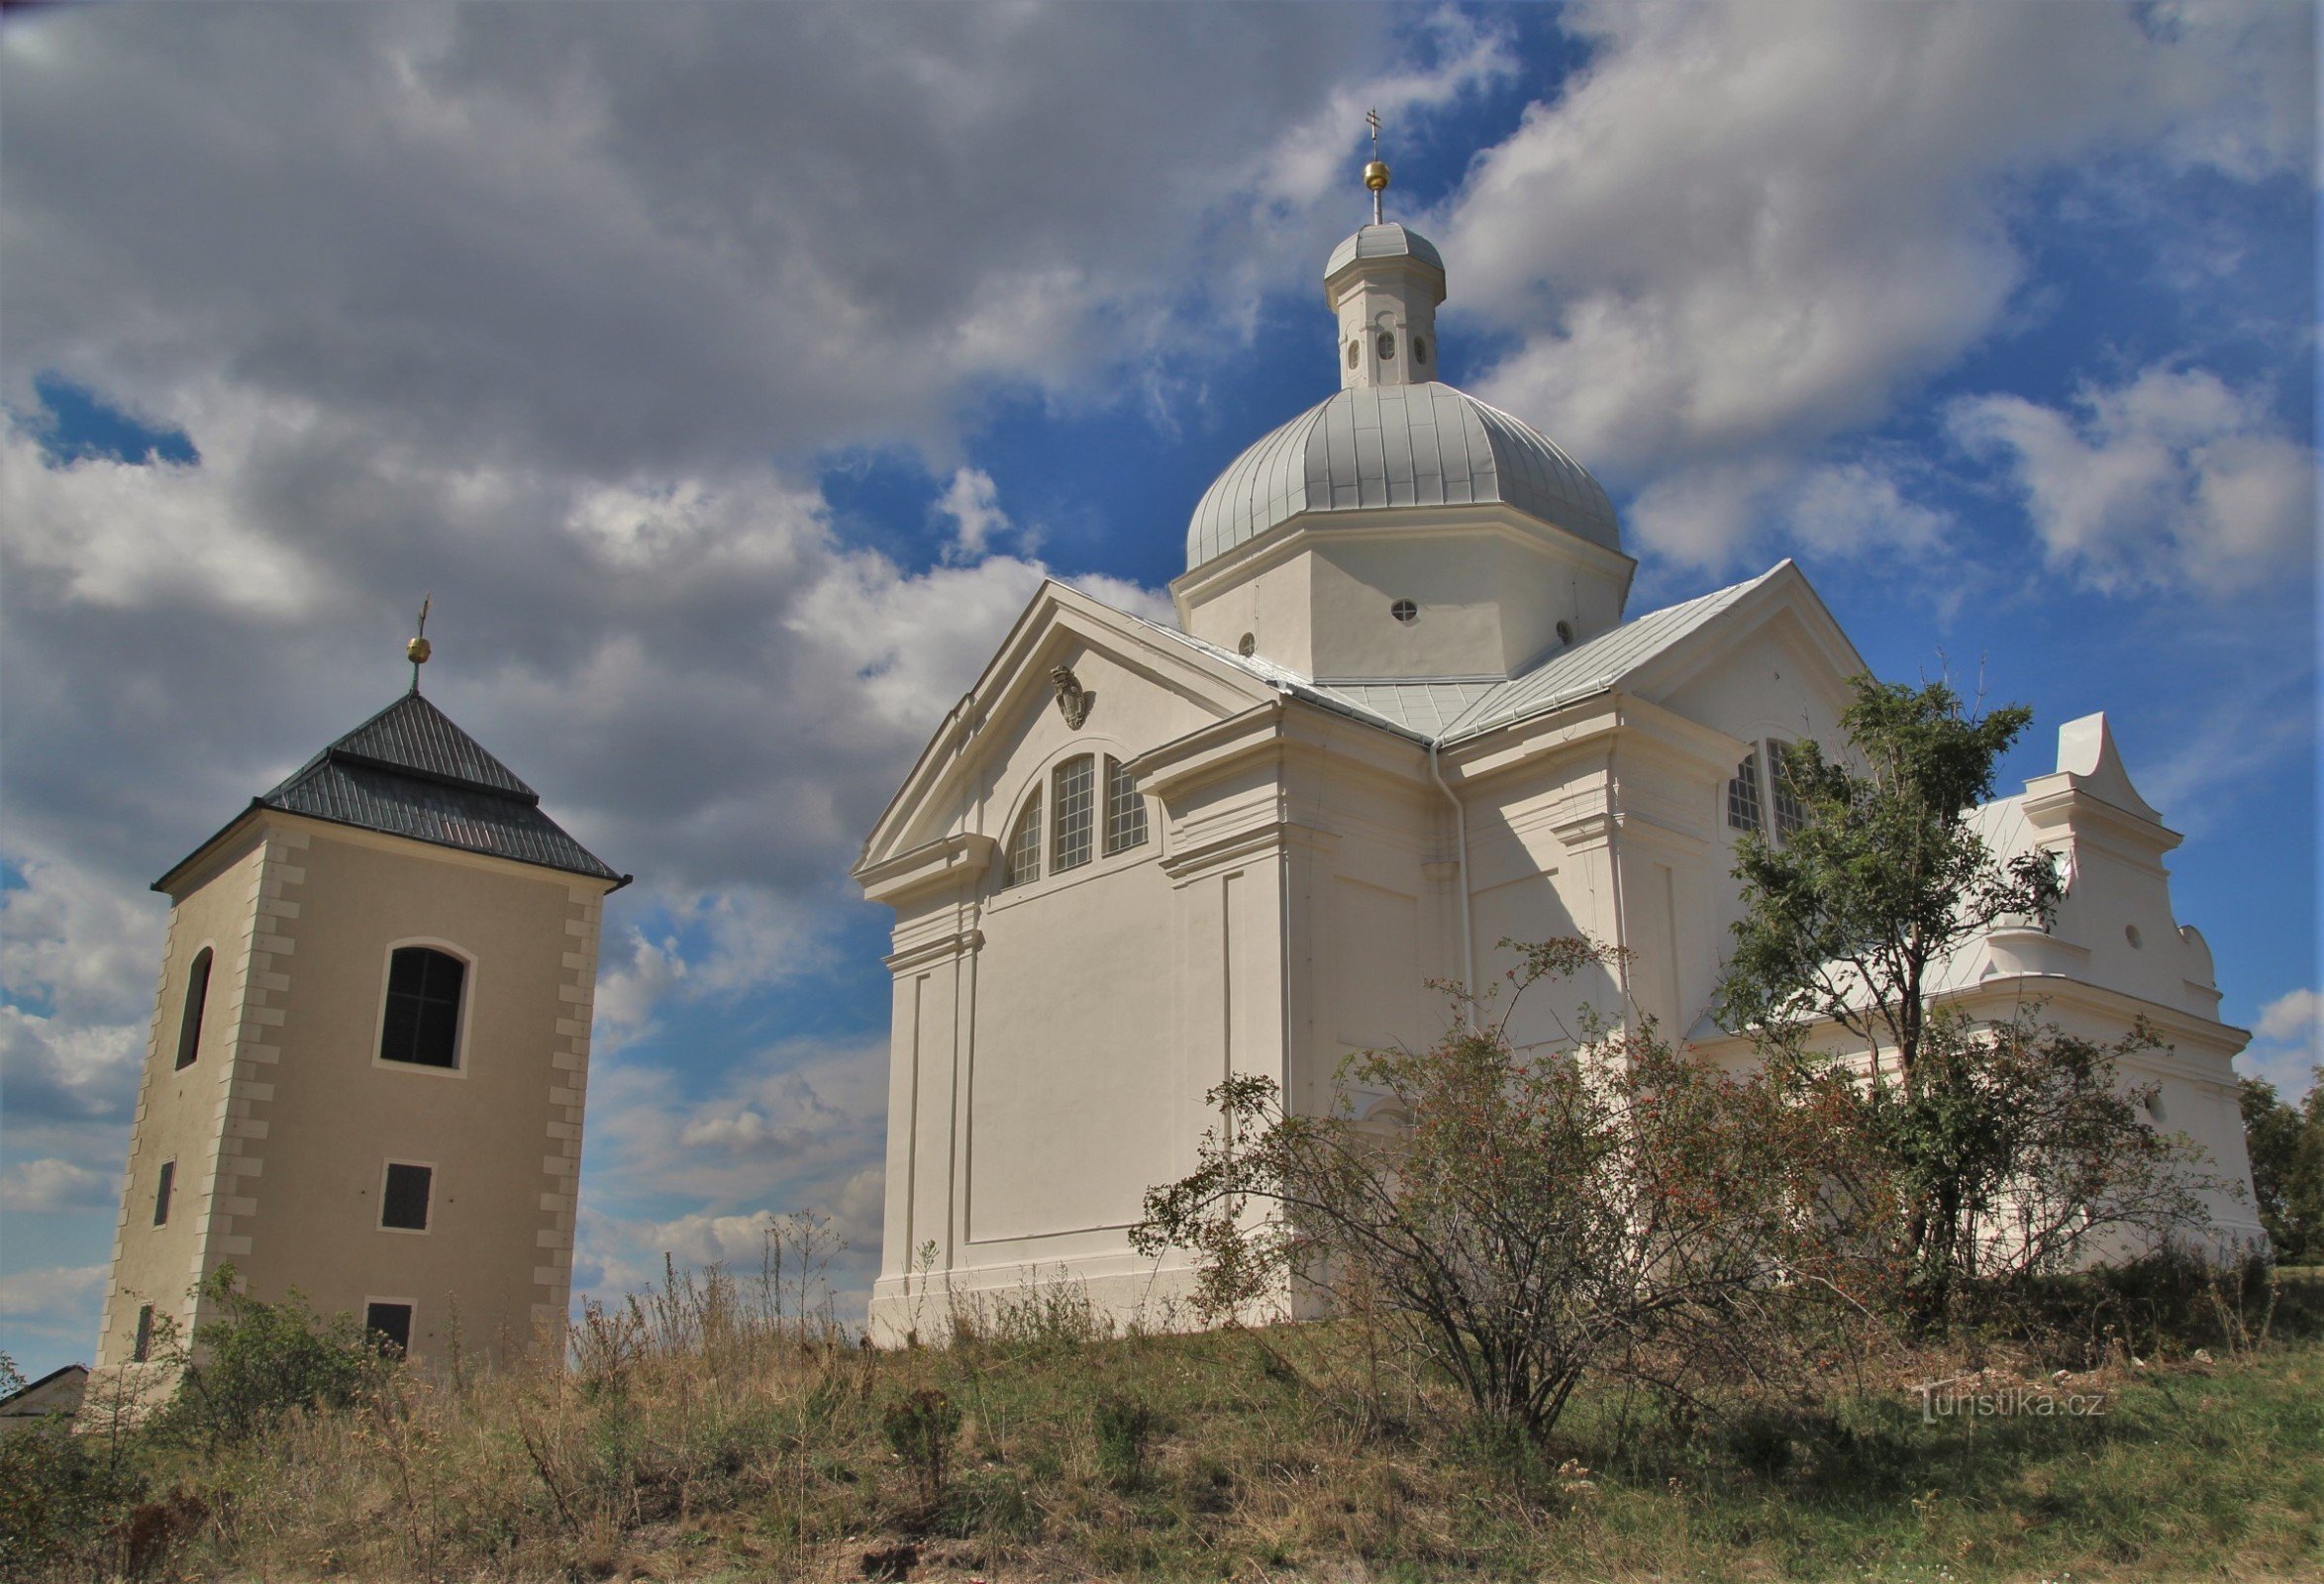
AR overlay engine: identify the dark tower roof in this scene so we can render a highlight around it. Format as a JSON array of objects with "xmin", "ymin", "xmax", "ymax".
[{"xmin": 156, "ymin": 692, "xmax": 625, "ymax": 891}]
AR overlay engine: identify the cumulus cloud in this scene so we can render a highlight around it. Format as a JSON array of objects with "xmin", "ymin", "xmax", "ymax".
[
  {"xmin": 1438, "ymin": 0, "xmax": 2310, "ymax": 567},
  {"xmin": 0, "ymin": 1158, "xmax": 113, "ymax": 1214},
  {"xmin": 2239, "ymin": 987, "xmax": 2320, "ymax": 1102},
  {"xmin": 0, "ymin": 1263, "xmax": 106, "ymax": 1332},
  {"xmin": 935, "ymin": 467, "xmax": 1011, "ymax": 561},
  {"xmin": 1948, "ymin": 364, "xmax": 2314, "ymax": 597}
]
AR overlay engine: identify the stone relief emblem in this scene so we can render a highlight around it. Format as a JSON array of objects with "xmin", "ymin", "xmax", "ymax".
[{"xmin": 1050, "ymin": 664, "xmax": 1093, "ymax": 729}]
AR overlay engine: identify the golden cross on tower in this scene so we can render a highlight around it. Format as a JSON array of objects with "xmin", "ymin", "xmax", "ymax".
[
  {"xmin": 406, "ymin": 594, "xmax": 433, "ymax": 693},
  {"xmin": 1364, "ymin": 109, "xmax": 1389, "ymax": 226}
]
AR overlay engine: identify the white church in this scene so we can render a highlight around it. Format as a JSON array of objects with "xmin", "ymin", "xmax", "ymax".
[{"xmin": 852, "ymin": 169, "xmax": 2262, "ymax": 1340}]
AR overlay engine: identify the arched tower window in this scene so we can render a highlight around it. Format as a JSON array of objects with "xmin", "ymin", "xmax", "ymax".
[
  {"xmin": 1051, "ymin": 755, "xmax": 1095, "ymax": 873},
  {"xmin": 380, "ymin": 946, "xmax": 466, "ymax": 1069},
  {"xmin": 1103, "ymin": 757, "xmax": 1147, "ymax": 855},
  {"xmin": 1003, "ymin": 787, "xmax": 1043, "ymax": 888},
  {"xmin": 173, "ymin": 947, "xmax": 212, "ymax": 1070}
]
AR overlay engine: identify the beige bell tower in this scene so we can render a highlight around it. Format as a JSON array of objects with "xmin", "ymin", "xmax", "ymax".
[{"xmin": 91, "ymin": 613, "xmax": 627, "ymax": 1394}]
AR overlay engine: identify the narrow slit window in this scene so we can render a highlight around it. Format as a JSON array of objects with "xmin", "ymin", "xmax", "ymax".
[
  {"xmin": 381, "ymin": 1163, "xmax": 433, "ymax": 1232},
  {"xmin": 1003, "ymin": 787, "xmax": 1042, "ymax": 888},
  {"xmin": 152, "ymin": 1160, "xmax": 175, "ymax": 1227},
  {"xmin": 1103, "ymin": 757, "xmax": 1148, "ymax": 855},
  {"xmin": 380, "ymin": 947, "xmax": 464, "ymax": 1068},
  {"xmin": 133, "ymin": 1304, "xmax": 154, "ymax": 1363},
  {"xmin": 364, "ymin": 1302, "xmax": 413, "ymax": 1357},
  {"xmin": 174, "ymin": 947, "xmax": 212, "ymax": 1069},
  {"xmin": 1726, "ymin": 752, "xmax": 1764, "ymax": 835},
  {"xmin": 1052, "ymin": 756, "xmax": 1095, "ymax": 873},
  {"xmin": 1768, "ymin": 742, "xmax": 1806, "ymax": 842}
]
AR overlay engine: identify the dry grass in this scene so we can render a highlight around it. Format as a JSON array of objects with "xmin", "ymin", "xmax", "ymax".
[{"xmin": 17, "ymin": 1264, "xmax": 2324, "ymax": 1582}]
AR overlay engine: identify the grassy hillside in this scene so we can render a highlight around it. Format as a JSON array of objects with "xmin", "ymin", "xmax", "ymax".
[{"xmin": 8, "ymin": 1267, "xmax": 2321, "ymax": 1582}]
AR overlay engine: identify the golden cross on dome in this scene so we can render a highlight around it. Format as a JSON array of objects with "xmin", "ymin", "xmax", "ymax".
[{"xmin": 1364, "ymin": 109, "xmax": 1389, "ymax": 225}]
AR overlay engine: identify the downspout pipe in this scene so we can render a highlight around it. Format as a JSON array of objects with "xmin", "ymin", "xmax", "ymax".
[{"xmin": 1429, "ymin": 738, "xmax": 1475, "ymax": 1025}]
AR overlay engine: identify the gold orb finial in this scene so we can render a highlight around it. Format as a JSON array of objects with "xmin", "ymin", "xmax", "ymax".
[
  {"xmin": 1364, "ymin": 159, "xmax": 1390, "ymax": 192},
  {"xmin": 406, "ymin": 593, "xmax": 433, "ymax": 693}
]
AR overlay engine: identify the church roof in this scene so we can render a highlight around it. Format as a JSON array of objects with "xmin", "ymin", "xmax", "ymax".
[
  {"xmin": 1323, "ymin": 222, "xmax": 1445, "ymax": 282},
  {"xmin": 1130, "ymin": 562, "xmax": 1791, "ymax": 747},
  {"xmin": 1184, "ymin": 381, "xmax": 1622, "ymax": 571},
  {"xmin": 156, "ymin": 692, "xmax": 623, "ymax": 890}
]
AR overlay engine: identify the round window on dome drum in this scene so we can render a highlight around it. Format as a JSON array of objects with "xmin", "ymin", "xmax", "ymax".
[
  {"xmin": 1377, "ymin": 332, "xmax": 1396, "ymax": 360},
  {"xmin": 1347, "ymin": 340, "xmax": 1360, "ymax": 369},
  {"xmin": 1413, "ymin": 337, "xmax": 1428, "ymax": 364},
  {"xmin": 1390, "ymin": 599, "xmax": 1418, "ymax": 625}
]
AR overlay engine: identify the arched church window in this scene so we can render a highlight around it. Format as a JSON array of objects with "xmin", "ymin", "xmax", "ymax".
[
  {"xmin": 173, "ymin": 947, "xmax": 212, "ymax": 1069},
  {"xmin": 1347, "ymin": 340, "xmax": 1360, "ymax": 370},
  {"xmin": 380, "ymin": 946, "xmax": 465, "ymax": 1069},
  {"xmin": 1376, "ymin": 331, "xmax": 1396, "ymax": 360},
  {"xmin": 1003, "ymin": 787, "xmax": 1042, "ymax": 888},
  {"xmin": 1103, "ymin": 756, "xmax": 1147, "ymax": 855},
  {"xmin": 1768, "ymin": 742, "xmax": 1807, "ymax": 842},
  {"xmin": 1052, "ymin": 755, "xmax": 1095, "ymax": 873},
  {"xmin": 1726, "ymin": 751, "xmax": 1763, "ymax": 835}
]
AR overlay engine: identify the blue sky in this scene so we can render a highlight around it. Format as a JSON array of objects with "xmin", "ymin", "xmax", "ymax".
[{"xmin": 2, "ymin": 2, "xmax": 2315, "ymax": 1378}]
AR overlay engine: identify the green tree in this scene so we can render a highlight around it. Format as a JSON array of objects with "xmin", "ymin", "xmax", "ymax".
[
  {"xmin": 1136, "ymin": 939, "xmax": 1800, "ymax": 1442},
  {"xmin": 2243, "ymin": 1073, "xmax": 2324, "ymax": 1262},
  {"xmin": 1718, "ymin": 676, "xmax": 2208, "ymax": 1329}
]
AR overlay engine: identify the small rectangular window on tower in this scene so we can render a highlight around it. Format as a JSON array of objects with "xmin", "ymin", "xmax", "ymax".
[
  {"xmin": 380, "ymin": 1162, "xmax": 434, "ymax": 1232},
  {"xmin": 364, "ymin": 1302, "xmax": 413, "ymax": 1357},
  {"xmin": 132, "ymin": 1304, "xmax": 154, "ymax": 1363},
  {"xmin": 152, "ymin": 1160, "xmax": 174, "ymax": 1227}
]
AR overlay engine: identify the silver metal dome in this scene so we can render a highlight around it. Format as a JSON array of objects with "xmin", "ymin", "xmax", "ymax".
[
  {"xmin": 1323, "ymin": 223, "xmax": 1445, "ymax": 288},
  {"xmin": 1185, "ymin": 381, "xmax": 1622, "ymax": 570}
]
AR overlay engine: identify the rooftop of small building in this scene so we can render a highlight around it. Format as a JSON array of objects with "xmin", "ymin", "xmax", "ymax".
[{"xmin": 154, "ymin": 688, "xmax": 625, "ymax": 893}]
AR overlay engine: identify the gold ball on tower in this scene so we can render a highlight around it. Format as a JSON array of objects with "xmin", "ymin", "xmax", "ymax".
[
  {"xmin": 1364, "ymin": 159, "xmax": 1390, "ymax": 192},
  {"xmin": 406, "ymin": 636, "xmax": 432, "ymax": 665}
]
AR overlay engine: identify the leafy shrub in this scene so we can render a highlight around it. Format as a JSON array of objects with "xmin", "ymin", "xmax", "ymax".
[
  {"xmin": 879, "ymin": 1387, "xmax": 961, "ymax": 1513},
  {"xmin": 1092, "ymin": 1391, "xmax": 1162, "ymax": 1489},
  {"xmin": 152, "ymin": 1265, "xmax": 390, "ymax": 1447}
]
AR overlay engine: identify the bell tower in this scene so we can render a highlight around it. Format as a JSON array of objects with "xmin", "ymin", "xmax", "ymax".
[{"xmin": 90, "ymin": 615, "xmax": 627, "ymax": 1403}]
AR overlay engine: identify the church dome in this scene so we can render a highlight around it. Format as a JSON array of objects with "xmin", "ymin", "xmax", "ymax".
[
  {"xmin": 1323, "ymin": 222, "xmax": 1445, "ymax": 283},
  {"xmin": 1185, "ymin": 380, "xmax": 1622, "ymax": 570}
]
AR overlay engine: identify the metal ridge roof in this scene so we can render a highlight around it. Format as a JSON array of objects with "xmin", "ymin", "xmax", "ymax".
[
  {"xmin": 158, "ymin": 690, "xmax": 623, "ymax": 889},
  {"xmin": 1184, "ymin": 381, "xmax": 1621, "ymax": 570}
]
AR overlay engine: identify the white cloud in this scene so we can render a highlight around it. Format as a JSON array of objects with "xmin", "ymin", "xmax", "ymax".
[
  {"xmin": 0, "ymin": 1262, "xmax": 105, "ymax": 1319},
  {"xmin": 935, "ymin": 467, "xmax": 1010, "ymax": 561},
  {"xmin": 1948, "ymin": 364, "xmax": 2314, "ymax": 597},
  {"xmin": 0, "ymin": 1158, "xmax": 113, "ymax": 1213},
  {"xmin": 1435, "ymin": 0, "xmax": 2310, "ymax": 567},
  {"xmin": 2238, "ymin": 986, "xmax": 2319, "ymax": 1103},
  {"xmin": 2256, "ymin": 988, "xmax": 2320, "ymax": 1047}
]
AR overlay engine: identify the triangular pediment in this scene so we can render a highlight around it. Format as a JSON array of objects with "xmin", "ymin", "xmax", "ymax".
[{"xmin": 855, "ymin": 580, "xmax": 1284, "ymax": 876}]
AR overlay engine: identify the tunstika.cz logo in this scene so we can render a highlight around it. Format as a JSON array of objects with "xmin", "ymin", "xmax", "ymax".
[{"xmin": 1914, "ymin": 1375, "xmax": 2108, "ymax": 1425}]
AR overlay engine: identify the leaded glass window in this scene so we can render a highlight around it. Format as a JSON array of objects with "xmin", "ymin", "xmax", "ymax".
[
  {"xmin": 1769, "ymin": 742, "xmax": 1806, "ymax": 842},
  {"xmin": 1103, "ymin": 756, "xmax": 1147, "ymax": 855},
  {"xmin": 1052, "ymin": 755, "xmax": 1094, "ymax": 873},
  {"xmin": 1726, "ymin": 751, "xmax": 1763, "ymax": 835},
  {"xmin": 1004, "ymin": 787, "xmax": 1042, "ymax": 888}
]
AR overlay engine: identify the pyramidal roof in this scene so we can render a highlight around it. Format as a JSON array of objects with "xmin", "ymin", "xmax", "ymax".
[{"xmin": 158, "ymin": 691, "xmax": 623, "ymax": 890}]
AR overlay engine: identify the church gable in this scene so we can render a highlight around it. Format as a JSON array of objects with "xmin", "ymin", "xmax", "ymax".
[{"xmin": 855, "ymin": 581, "xmax": 1283, "ymax": 879}]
